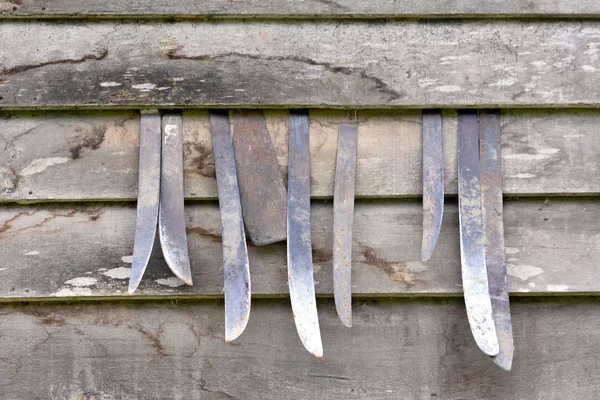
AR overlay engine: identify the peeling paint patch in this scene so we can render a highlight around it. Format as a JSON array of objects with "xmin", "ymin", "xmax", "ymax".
[
  {"xmin": 528, "ymin": 282, "xmax": 536, "ymax": 288},
  {"xmin": 100, "ymin": 81, "xmax": 122, "ymax": 87},
  {"xmin": 121, "ymin": 255, "xmax": 133, "ymax": 264},
  {"xmin": 132, "ymin": 83, "xmax": 157, "ymax": 92},
  {"xmin": 103, "ymin": 267, "xmax": 131, "ymax": 280},
  {"xmin": 582, "ymin": 65, "xmax": 596, "ymax": 72},
  {"xmin": 510, "ymin": 173, "xmax": 537, "ymax": 179},
  {"xmin": 21, "ymin": 157, "xmax": 70, "ymax": 176},
  {"xmin": 53, "ymin": 287, "xmax": 93, "ymax": 297},
  {"xmin": 65, "ymin": 277, "xmax": 98, "ymax": 287},
  {"xmin": 489, "ymin": 78, "xmax": 518, "ymax": 87},
  {"xmin": 507, "ymin": 264, "xmax": 544, "ymax": 281},
  {"xmin": 546, "ymin": 284, "xmax": 569, "ymax": 292},
  {"xmin": 25, "ymin": 251, "xmax": 40, "ymax": 256},
  {"xmin": 0, "ymin": 268, "xmax": 6, "ymax": 272},
  {"xmin": 505, "ymin": 247, "xmax": 520, "ymax": 255},
  {"xmin": 155, "ymin": 277, "xmax": 185, "ymax": 288},
  {"xmin": 435, "ymin": 85, "xmax": 461, "ymax": 92}
]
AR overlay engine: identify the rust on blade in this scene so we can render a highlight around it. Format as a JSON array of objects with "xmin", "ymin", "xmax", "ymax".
[
  {"xmin": 287, "ymin": 110, "xmax": 323, "ymax": 358},
  {"xmin": 210, "ymin": 110, "xmax": 251, "ymax": 342},
  {"xmin": 333, "ymin": 112, "xmax": 358, "ymax": 327},
  {"xmin": 457, "ymin": 110, "xmax": 499, "ymax": 357},
  {"xmin": 480, "ymin": 110, "xmax": 514, "ymax": 371},
  {"xmin": 232, "ymin": 110, "xmax": 287, "ymax": 246},
  {"xmin": 159, "ymin": 113, "xmax": 193, "ymax": 286},
  {"xmin": 129, "ymin": 112, "xmax": 161, "ymax": 294},
  {"xmin": 421, "ymin": 109, "xmax": 444, "ymax": 262}
]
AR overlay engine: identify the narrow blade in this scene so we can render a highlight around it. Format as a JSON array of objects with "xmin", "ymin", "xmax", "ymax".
[
  {"xmin": 333, "ymin": 115, "xmax": 358, "ymax": 327},
  {"xmin": 210, "ymin": 111, "xmax": 251, "ymax": 342},
  {"xmin": 457, "ymin": 110, "xmax": 499, "ymax": 356},
  {"xmin": 421, "ymin": 109, "xmax": 444, "ymax": 262},
  {"xmin": 159, "ymin": 113, "xmax": 193, "ymax": 286},
  {"xmin": 287, "ymin": 110, "xmax": 323, "ymax": 357},
  {"xmin": 480, "ymin": 110, "xmax": 514, "ymax": 370},
  {"xmin": 129, "ymin": 112, "xmax": 161, "ymax": 294},
  {"xmin": 232, "ymin": 110, "xmax": 287, "ymax": 246}
]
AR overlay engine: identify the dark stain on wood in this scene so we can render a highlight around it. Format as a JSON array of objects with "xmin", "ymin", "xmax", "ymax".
[
  {"xmin": 360, "ymin": 243, "xmax": 420, "ymax": 286},
  {"xmin": 186, "ymin": 226, "xmax": 221, "ymax": 243},
  {"xmin": 184, "ymin": 141, "xmax": 216, "ymax": 179},
  {"xmin": 70, "ymin": 126, "xmax": 107, "ymax": 159}
]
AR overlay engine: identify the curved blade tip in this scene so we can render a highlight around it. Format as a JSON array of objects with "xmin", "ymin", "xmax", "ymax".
[{"xmin": 421, "ymin": 250, "xmax": 433, "ymax": 263}]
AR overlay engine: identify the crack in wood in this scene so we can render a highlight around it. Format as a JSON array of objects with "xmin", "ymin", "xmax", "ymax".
[
  {"xmin": 0, "ymin": 48, "xmax": 108, "ymax": 76},
  {"xmin": 166, "ymin": 49, "xmax": 403, "ymax": 101}
]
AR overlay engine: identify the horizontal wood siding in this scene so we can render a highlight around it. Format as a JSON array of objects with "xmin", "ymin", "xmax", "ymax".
[
  {"xmin": 1, "ymin": 109, "xmax": 598, "ymax": 202},
  {"xmin": 2, "ymin": 21, "xmax": 600, "ymax": 108},
  {"xmin": 0, "ymin": 198, "xmax": 595, "ymax": 299},
  {"xmin": 0, "ymin": 298, "xmax": 598, "ymax": 399},
  {"xmin": 3, "ymin": 0, "xmax": 600, "ymax": 18}
]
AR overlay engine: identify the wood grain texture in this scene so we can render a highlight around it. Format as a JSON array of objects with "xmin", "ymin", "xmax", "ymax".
[
  {"xmin": 1, "ymin": 109, "xmax": 598, "ymax": 202},
  {"xmin": 3, "ymin": 0, "xmax": 600, "ymax": 18},
  {"xmin": 2, "ymin": 21, "xmax": 600, "ymax": 108},
  {"xmin": 0, "ymin": 297, "xmax": 599, "ymax": 399},
  {"xmin": 0, "ymin": 198, "xmax": 596, "ymax": 300}
]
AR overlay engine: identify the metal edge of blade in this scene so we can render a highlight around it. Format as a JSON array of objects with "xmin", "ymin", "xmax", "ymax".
[
  {"xmin": 480, "ymin": 109, "xmax": 514, "ymax": 371},
  {"xmin": 129, "ymin": 112, "xmax": 161, "ymax": 294},
  {"xmin": 333, "ymin": 116, "xmax": 358, "ymax": 327},
  {"xmin": 457, "ymin": 110, "xmax": 499, "ymax": 356},
  {"xmin": 159, "ymin": 112, "xmax": 193, "ymax": 286},
  {"xmin": 210, "ymin": 110, "xmax": 251, "ymax": 342},
  {"xmin": 287, "ymin": 110, "xmax": 323, "ymax": 358},
  {"xmin": 421, "ymin": 109, "xmax": 444, "ymax": 262}
]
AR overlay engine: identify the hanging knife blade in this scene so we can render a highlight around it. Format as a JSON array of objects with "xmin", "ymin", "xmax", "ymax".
[
  {"xmin": 232, "ymin": 110, "xmax": 287, "ymax": 246},
  {"xmin": 333, "ymin": 112, "xmax": 358, "ymax": 327},
  {"xmin": 457, "ymin": 110, "xmax": 499, "ymax": 356},
  {"xmin": 287, "ymin": 110, "xmax": 323, "ymax": 357},
  {"xmin": 159, "ymin": 113, "xmax": 193, "ymax": 286},
  {"xmin": 210, "ymin": 110, "xmax": 252, "ymax": 342},
  {"xmin": 421, "ymin": 109, "xmax": 444, "ymax": 262},
  {"xmin": 480, "ymin": 110, "xmax": 514, "ymax": 370},
  {"xmin": 129, "ymin": 111, "xmax": 161, "ymax": 294}
]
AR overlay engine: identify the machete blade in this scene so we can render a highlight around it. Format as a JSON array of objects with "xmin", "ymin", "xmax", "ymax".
[
  {"xmin": 210, "ymin": 111, "xmax": 252, "ymax": 342},
  {"xmin": 480, "ymin": 110, "xmax": 514, "ymax": 370},
  {"xmin": 333, "ymin": 113, "xmax": 358, "ymax": 327},
  {"xmin": 129, "ymin": 112, "xmax": 161, "ymax": 294},
  {"xmin": 232, "ymin": 110, "xmax": 287, "ymax": 246},
  {"xmin": 421, "ymin": 109, "xmax": 444, "ymax": 262},
  {"xmin": 457, "ymin": 110, "xmax": 499, "ymax": 356},
  {"xmin": 159, "ymin": 113, "xmax": 193, "ymax": 286},
  {"xmin": 287, "ymin": 110, "xmax": 323, "ymax": 357}
]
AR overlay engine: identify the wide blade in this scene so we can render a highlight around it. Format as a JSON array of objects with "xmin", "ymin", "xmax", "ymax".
[
  {"xmin": 457, "ymin": 110, "xmax": 499, "ymax": 356},
  {"xmin": 287, "ymin": 110, "xmax": 323, "ymax": 357},
  {"xmin": 232, "ymin": 110, "xmax": 287, "ymax": 246},
  {"xmin": 421, "ymin": 109, "xmax": 444, "ymax": 262},
  {"xmin": 210, "ymin": 110, "xmax": 251, "ymax": 342},
  {"xmin": 129, "ymin": 112, "xmax": 161, "ymax": 294},
  {"xmin": 480, "ymin": 110, "xmax": 514, "ymax": 370},
  {"xmin": 159, "ymin": 113, "xmax": 193, "ymax": 286},
  {"xmin": 333, "ymin": 116, "xmax": 358, "ymax": 327}
]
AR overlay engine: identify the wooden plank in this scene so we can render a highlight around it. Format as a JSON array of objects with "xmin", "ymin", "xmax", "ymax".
[
  {"xmin": 0, "ymin": 198, "xmax": 597, "ymax": 300},
  {"xmin": 2, "ymin": 21, "xmax": 600, "ymax": 108},
  {"xmin": 0, "ymin": 297, "xmax": 599, "ymax": 399},
  {"xmin": 1, "ymin": 109, "xmax": 598, "ymax": 202},
  {"xmin": 3, "ymin": 0, "xmax": 600, "ymax": 18}
]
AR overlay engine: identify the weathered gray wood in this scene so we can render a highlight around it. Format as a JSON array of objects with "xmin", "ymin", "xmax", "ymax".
[
  {"xmin": 1, "ymin": 109, "xmax": 598, "ymax": 202},
  {"xmin": 2, "ymin": 0, "xmax": 600, "ymax": 18},
  {"xmin": 0, "ymin": 198, "xmax": 596, "ymax": 300},
  {"xmin": 2, "ymin": 21, "xmax": 600, "ymax": 108},
  {"xmin": 0, "ymin": 297, "xmax": 599, "ymax": 399}
]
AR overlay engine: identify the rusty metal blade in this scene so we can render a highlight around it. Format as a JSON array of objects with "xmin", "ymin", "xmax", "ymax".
[
  {"xmin": 233, "ymin": 110, "xmax": 287, "ymax": 246},
  {"xmin": 333, "ymin": 115, "xmax": 358, "ymax": 327},
  {"xmin": 480, "ymin": 110, "xmax": 514, "ymax": 370},
  {"xmin": 287, "ymin": 110, "xmax": 323, "ymax": 357},
  {"xmin": 457, "ymin": 110, "xmax": 499, "ymax": 356},
  {"xmin": 159, "ymin": 113, "xmax": 193, "ymax": 286},
  {"xmin": 210, "ymin": 110, "xmax": 251, "ymax": 342},
  {"xmin": 129, "ymin": 112, "xmax": 161, "ymax": 294},
  {"xmin": 422, "ymin": 109, "xmax": 444, "ymax": 262}
]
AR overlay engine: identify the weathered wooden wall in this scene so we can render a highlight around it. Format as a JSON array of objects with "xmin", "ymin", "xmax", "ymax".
[{"xmin": 1, "ymin": 2, "xmax": 599, "ymax": 399}]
